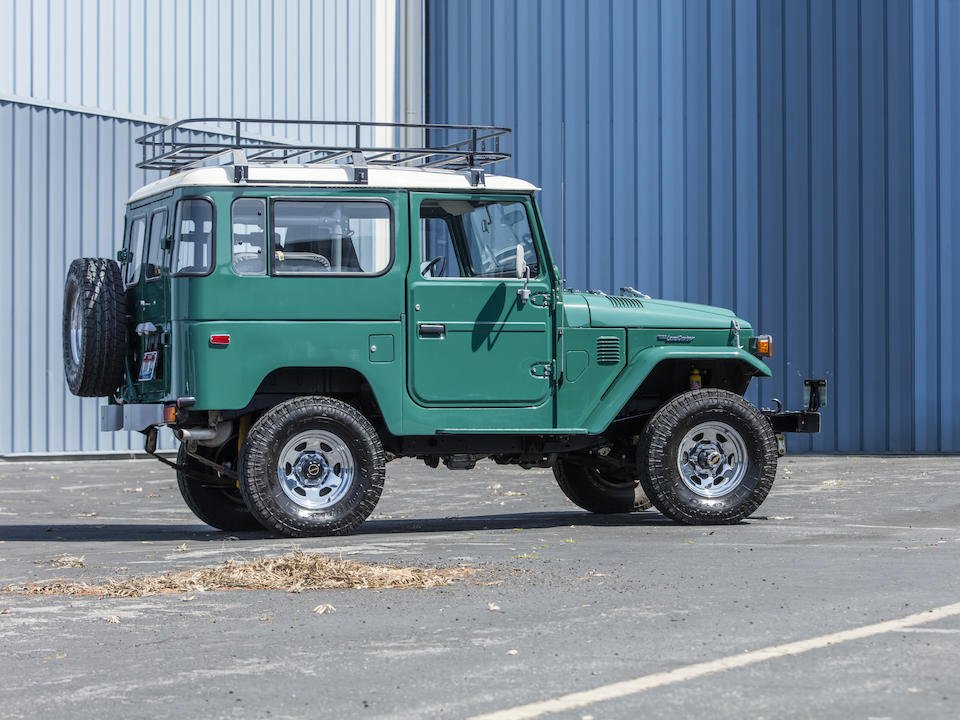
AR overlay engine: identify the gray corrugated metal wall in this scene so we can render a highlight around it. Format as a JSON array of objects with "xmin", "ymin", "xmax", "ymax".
[
  {"xmin": 0, "ymin": 102, "xmax": 165, "ymax": 454},
  {"xmin": 1, "ymin": 0, "xmax": 393, "ymax": 126},
  {"xmin": 427, "ymin": 0, "xmax": 960, "ymax": 453},
  {"xmin": 0, "ymin": 0, "xmax": 401, "ymax": 455}
]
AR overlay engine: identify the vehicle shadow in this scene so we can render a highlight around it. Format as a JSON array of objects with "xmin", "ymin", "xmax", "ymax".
[
  {"xmin": 358, "ymin": 510, "xmax": 676, "ymax": 535},
  {"xmin": 0, "ymin": 510, "xmax": 675, "ymax": 543}
]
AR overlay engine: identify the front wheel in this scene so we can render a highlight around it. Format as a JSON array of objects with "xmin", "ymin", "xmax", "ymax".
[
  {"xmin": 638, "ymin": 389, "xmax": 777, "ymax": 524},
  {"xmin": 239, "ymin": 396, "xmax": 385, "ymax": 537}
]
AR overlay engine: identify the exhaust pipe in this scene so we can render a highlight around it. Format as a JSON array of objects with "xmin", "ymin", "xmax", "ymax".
[{"xmin": 175, "ymin": 421, "xmax": 233, "ymax": 447}]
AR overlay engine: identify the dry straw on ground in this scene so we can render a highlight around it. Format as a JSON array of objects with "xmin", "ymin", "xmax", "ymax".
[
  {"xmin": 4, "ymin": 550, "xmax": 470, "ymax": 598},
  {"xmin": 40, "ymin": 554, "xmax": 86, "ymax": 569}
]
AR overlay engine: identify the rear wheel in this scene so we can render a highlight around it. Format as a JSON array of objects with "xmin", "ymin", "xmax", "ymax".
[
  {"xmin": 553, "ymin": 459, "xmax": 653, "ymax": 514},
  {"xmin": 239, "ymin": 396, "xmax": 385, "ymax": 537},
  {"xmin": 62, "ymin": 258, "xmax": 128, "ymax": 397},
  {"xmin": 638, "ymin": 389, "xmax": 777, "ymax": 524},
  {"xmin": 177, "ymin": 442, "xmax": 263, "ymax": 532}
]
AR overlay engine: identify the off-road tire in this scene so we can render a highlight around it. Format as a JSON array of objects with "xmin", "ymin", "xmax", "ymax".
[
  {"xmin": 238, "ymin": 396, "xmax": 385, "ymax": 537},
  {"xmin": 176, "ymin": 443, "xmax": 263, "ymax": 532},
  {"xmin": 638, "ymin": 389, "xmax": 777, "ymax": 524},
  {"xmin": 62, "ymin": 258, "xmax": 128, "ymax": 397},
  {"xmin": 553, "ymin": 460, "xmax": 653, "ymax": 513}
]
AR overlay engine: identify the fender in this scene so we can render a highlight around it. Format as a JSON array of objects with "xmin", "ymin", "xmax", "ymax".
[{"xmin": 582, "ymin": 346, "xmax": 771, "ymax": 434}]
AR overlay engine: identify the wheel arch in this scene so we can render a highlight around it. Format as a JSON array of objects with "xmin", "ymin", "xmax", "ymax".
[
  {"xmin": 583, "ymin": 347, "xmax": 770, "ymax": 434},
  {"xmin": 240, "ymin": 366, "xmax": 395, "ymax": 432}
]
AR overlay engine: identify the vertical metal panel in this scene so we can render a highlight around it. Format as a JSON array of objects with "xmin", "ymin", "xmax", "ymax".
[
  {"xmin": 936, "ymin": 0, "xmax": 960, "ymax": 451},
  {"xmin": 0, "ymin": 0, "xmax": 404, "ymax": 454},
  {"xmin": 427, "ymin": 0, "xmax": 960, "ymax": 453},
  {"xmin": 2, "ymin": 0, "xmax": 393, "ymax": 124},
  {"xmin": 0, "ymin": 101, "xmax": 167, "ymax": 454}
]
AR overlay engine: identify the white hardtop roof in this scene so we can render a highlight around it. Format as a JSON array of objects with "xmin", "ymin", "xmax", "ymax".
[{"xmin": 127, "ymin": 164, "xmax": 539, "ymax": 204}]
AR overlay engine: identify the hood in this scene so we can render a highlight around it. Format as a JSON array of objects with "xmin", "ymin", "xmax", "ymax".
[{"xmin": 564, "ymin": 292, "xmax": 744, "ymax": 330}]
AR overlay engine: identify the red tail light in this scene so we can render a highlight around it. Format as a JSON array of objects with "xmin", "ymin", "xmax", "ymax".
[{"xmin": 209, "ymin": 334, "xmax": 231, "ymax": 346}]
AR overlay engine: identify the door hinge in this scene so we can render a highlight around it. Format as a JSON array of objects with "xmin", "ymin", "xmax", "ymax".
[
  {"xmin": 529, "ymin": 291, "xmax": 552, "ymax": 308},
  {"xmin": 530, "ymin": 359, "xmax": 557, "ymax": 381}
]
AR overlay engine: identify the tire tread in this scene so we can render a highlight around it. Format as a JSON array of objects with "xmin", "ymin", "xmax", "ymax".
[{"xmin": 239, "ymin": 396, "xmax": 385, "ymax": 537}]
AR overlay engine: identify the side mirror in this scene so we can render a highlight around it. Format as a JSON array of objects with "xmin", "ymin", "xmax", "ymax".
[
  {"xmin": 515, "ymin": 244, "xmax": 527, "ymax": 280},
  {"xmin": 516, "ymin": 244, "xmax": 531, "ymax": 305}
]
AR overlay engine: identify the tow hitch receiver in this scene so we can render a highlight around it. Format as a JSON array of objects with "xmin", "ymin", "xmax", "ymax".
[{"xmin": 762, "ymin": 379, "xmax": 826, "ymax": 434}]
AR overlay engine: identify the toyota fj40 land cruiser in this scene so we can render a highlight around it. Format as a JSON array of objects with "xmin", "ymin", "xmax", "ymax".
[{"xmin": 63, "ymin": 119, "xmax": 822, "ymax": 537}]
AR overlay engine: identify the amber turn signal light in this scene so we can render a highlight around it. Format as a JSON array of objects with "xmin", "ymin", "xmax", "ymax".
[
  {"xmin": 751, "ymin": 334, "xmax": 773, "ymax": 358},
  {"xmin": 163, "ymin": 405, "xmax": 178, "ymax": 424}
]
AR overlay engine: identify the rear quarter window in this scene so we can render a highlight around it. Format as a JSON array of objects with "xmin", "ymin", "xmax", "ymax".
[{"xmin": 272, "ymin": 199, "xmax": 393, "ymax": 275}]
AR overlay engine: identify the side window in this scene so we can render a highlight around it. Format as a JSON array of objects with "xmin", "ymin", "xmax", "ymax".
[
  {"xmin": 172, "ymin": 199, "xmax": 214, "ymax": 276},
  {"xmin": 419, "ymin": 200, "xmax": 538, "ymax": 279},
  {"xmin": 419, "ymin": 217, "xmax": 461, "ymax": 277},
  {"xmin": 145, "ymin": 209, "xmax": 167, "ymax": 281},
  {"xmin": 124, "ymin": 216, "xmax": 147, "ymax": 287},
  {"xmin": 272, "ymin": 200, "xmax": 392, "ymax": 275},
  {"xmin": 232, "ymin": 198, "xmax": 267, "ymax": 275}
]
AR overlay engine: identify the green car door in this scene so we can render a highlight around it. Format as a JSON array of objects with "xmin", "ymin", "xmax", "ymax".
[
  {"xmin": 133, "ymin": 203, "xmax": 171, "ymax": 399},
  {"xmin": 407, "ymin": 193, "xmax": 555, "ymax": 408}
]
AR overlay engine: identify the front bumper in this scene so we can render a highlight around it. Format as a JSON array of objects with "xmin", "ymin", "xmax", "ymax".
[{"xmin": 100, "ymin": 403, "xmax": 163, "ymax": 433}]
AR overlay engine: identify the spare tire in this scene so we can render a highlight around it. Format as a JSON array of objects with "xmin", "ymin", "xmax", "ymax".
[{"xmin": 62, "ymin": 258, "xmax": 128, "ymax": 397}]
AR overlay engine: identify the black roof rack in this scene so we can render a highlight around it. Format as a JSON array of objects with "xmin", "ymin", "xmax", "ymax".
[{"xmin": 135, "ymin": 118, "xmax": 511, "ymax": 186}]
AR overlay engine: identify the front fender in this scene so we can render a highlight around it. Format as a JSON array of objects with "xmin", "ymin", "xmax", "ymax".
[{"xmin": 582, "ymin": 345, "xmax": 771, "ymax": 434}]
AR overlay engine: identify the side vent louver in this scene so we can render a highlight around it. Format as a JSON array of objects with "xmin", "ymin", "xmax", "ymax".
[
  {"xmin": 607, "ymin": 295, "xmax": 644, "ymax": 308},
  {"xmin": 596, "ymin": 336, "xmax": 622, "ymax": 365}
]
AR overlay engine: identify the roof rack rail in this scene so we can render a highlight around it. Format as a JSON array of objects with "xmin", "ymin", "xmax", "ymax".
[{"xmin": 135, "ymin": 118, "xmax": 511, "ymax": 186}]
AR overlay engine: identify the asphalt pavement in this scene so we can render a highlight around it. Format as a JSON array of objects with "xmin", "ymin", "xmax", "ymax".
[{"xmin": 0, "ymin": 454, "xmax": 958, "ymax": 719}]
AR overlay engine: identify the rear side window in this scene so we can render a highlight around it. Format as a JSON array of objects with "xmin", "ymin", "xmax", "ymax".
[
  {"xmin": 232, "ymin": 198, "xmax": 267, "ymax": 275},
  {"xmin": 124, "ymin": 216, "xmax": 147, "ymax": 286},
  {"xmin": 172, "ymin": 199, "xmax": 214, "ymax": 275},
  {"xmin": 272, "ymin": 200, "xmax": 392, "ymax": 275}
]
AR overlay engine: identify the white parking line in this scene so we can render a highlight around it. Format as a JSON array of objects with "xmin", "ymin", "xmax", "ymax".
[{"xmin": 468, "ymin": 601, "xmax": 960, "ymax": 720}]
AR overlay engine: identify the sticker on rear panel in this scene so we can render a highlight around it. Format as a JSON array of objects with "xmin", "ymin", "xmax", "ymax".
[{"xmin": 139, "ymin": 351, "xmax": 158, "ymax": 382}]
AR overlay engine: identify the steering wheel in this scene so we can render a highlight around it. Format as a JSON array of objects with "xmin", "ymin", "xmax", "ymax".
[{"xmin": 420, "ymin": 255, "xmax": 446, "ymax": 277}]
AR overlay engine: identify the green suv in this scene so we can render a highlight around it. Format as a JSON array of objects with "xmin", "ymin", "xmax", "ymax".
[{"xmin": 62, "ymin": 119, "xmax": 821, "ymax": 537}]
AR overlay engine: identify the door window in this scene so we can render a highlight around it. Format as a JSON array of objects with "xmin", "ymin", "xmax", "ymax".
[
  {"xmin": 419, "ymin": 199, "xmax": 538, "ymax": 278},
  {"xmin": 419, "ymin": 216, "xmax": 461, "ymax": 277},
  {"xmin": 145, "ymin": 209, "xmax": 167, "ymax": 281},
  {"xmin": 124, "ymin": 216, "xmax": 147, "ymax": 287}
]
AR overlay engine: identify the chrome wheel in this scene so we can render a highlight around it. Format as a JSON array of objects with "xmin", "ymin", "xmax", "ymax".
[
  {"xmin": 69, "ymin": 290, "xmax": 84, "ymax": 367},
  {"xmin": 676, "ymin": 421, "xmax": 748, "ymax": 498},
  {"xmin": 276, "ymin": 430, "xmax": 355, "ymax": 510}
]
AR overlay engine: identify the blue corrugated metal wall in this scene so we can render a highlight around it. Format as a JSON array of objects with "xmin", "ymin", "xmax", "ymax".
[
  {"xmin": 427, "ymin": 0, "xmax": 960, "ymax": 453},
  {"xmin": 0, "ymin": 0, "xmax": 400, "ymax": 455}
]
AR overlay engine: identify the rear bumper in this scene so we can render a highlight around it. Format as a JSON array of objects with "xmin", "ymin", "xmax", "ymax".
[
  {"xmin": 763, "ymin": 410, "xmax": 821, "ymax": 434},
  {"xmin": 100, "ymin": 403, "xmax": 163, "ymax": 433}
]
